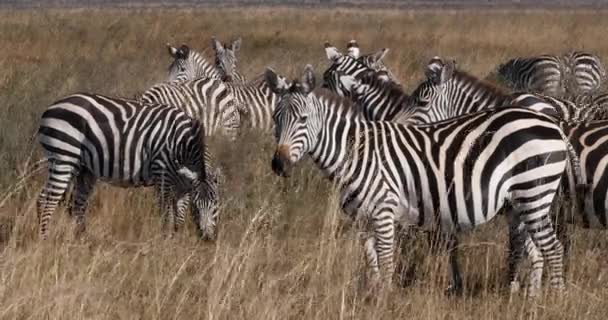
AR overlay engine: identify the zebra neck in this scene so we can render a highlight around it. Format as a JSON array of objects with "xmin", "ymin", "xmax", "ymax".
[{"xmin": 309, "ymin": 97, "xmax": 360, "ymax": 180}]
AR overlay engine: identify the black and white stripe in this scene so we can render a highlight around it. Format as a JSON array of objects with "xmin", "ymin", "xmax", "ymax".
[
  {"xmin": 267, "ymin": 65, "xmax": 567, "ymax": 296},
  {"xmin": 37, "ymin": 93, "xmax": 220, "ymax": 240},
  {"xmin": 141, "ymin": 77, "xmax": 240, "ymax": 140}
]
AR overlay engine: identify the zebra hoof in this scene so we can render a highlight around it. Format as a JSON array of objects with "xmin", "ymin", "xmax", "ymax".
[
  {"xmin": 445, "ymin": 284, "xmax": 463, "ymax": 297},
  {"xmin": 510, "ymin": 281, "xmax": 521, "ymax": 294}
]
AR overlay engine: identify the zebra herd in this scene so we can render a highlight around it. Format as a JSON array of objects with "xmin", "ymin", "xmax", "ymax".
[{"xmin": 36, "ymin": 37, "xmax": 608, "ymax": 298}]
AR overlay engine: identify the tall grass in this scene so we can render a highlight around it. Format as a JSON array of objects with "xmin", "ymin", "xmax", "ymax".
[{"xmin": 0, "ymin": 8, "xmax": 607, "ymax": 319}]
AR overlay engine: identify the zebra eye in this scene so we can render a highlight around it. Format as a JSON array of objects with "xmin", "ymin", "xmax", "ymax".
[{"xmin": 298, "ymin": 115, "xmax": 308, "ymax": 123}]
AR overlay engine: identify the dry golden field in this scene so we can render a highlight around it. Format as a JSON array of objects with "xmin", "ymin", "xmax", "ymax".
[{"xmin": 1, "ymin": 7, "xmax": 608, "ymax": 320}]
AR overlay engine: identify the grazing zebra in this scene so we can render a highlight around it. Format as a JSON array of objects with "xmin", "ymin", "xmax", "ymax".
[
  {"xmin": 267, "ymin": 65, "xmax": 567, "ymax": 296},
  {"xmin": 322, "ymin": 41, "xmax": 399, "ymax": 96},
  {"xmin": 141, "ymin": 77, "xmax": 240, "ymax": 140},
  {"xmin": 497, "ymin": 54, "xmax": 565, "ymax": 97},
  {"xmin": 37, "ymin": 93, "xmax": 220, "ymax": 240},
  {"xmin": 563, "ymin": 51, "xmax": 606, "ymax": 96},
  {"xmin": 211, "ymin": 37, "xmax": 246, "ymax": 83},
  {"xmin": 166, "ymin": 44, "xmax": 221, "ymax": 82}
]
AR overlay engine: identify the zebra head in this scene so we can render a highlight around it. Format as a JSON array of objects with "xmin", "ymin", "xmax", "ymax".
[
  {"xmin": 167, "ymin": 43, "xmax": 213, "ymax": 82},
  {"xmin": 409, "ymin": 57, "xmax": 457, "ymax": 121},
  {"xmin": 212, "ymin": 37, "xmax": 241, "ymax": 82},
  {"xmin": 266, "ymin": 65, "xmax": 318, "ymax": 177},
  {"xmin": 191, "ymin": 166, "xmax": 223, "ymax": 241},
  {"xmin": 322, "ymin": 41, "xmax": 398, "ymax": 96},
  {"xmin": 177, "ymin": 120, "xmax": 219, "ymax": 241}
]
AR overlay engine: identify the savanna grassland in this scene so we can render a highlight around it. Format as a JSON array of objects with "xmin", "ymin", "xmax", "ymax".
[{"xmin": 0, "ymin": 7, "xmax": 607, "ymax": 319}]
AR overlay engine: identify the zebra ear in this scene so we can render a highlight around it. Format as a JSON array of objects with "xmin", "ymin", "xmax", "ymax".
[
  {"xmin": 300, "ymin": 64, "xmax": 316, "ymax": 94},
  {"xmin": 324, "ymin": 41, "xmax": 342, "ymax": 61},
  {"xmin": 265, "ymin": 67, "xmax": 289, "ymax": 94},
  {"xmin": 178, "ymin": 166, "xmax": 200, "ymax": 183},
  {"xmin": 426, "ymin": 56, "xmax": 446, "ymax": 84},
  {"xmin": 440, "ymin": 60, "xmax": 457, "ymax": 84},
  {"xmin": 232, "ymin": 37, "xmax": 242, "ymax": 52},
  {"xmin": 371, "ymin": 48, "xmax": 389, "ymax": 63},
  {"xmin": 167, "ymin": 44, "xmax": 179, "ymax": 58},
  {"xmin": 346, "ymin": 39, "xmax": 360, "ymax": 58},
  {"xmin": 211, "ymin": 37, "xmax": 224, "ymax": 53}
]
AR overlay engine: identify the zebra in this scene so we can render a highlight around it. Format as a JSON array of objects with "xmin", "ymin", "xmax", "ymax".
[
  {"xmin": 322, "ymin": 41, "xmax": 399, "ymax": 97},
  {"xmin": 266, "ymin": 64, "xmax": 567, "ymax": 296},
  {"xmin": 141, "ymin": 77, "xmax": 240, "ymax": 140},
  {"xmin": 211, "ymin": 37, "xmax": 246, "ymax": 83},
  {"xmin": 340, "ymin": 59, "xmax": 585, "ymax": 293},
  {"xmin": 497, "ymin": 54, "xmax": 565, "ymax": 97},
  {"xmin": 563, "ymin": 51, "xmax": 606, "ymax": 96},
  {"xmin": 37, "ymin": 93, "xmax": 220, "ymax": 240},
  {"xmin": 166, "ymin": 44, "xmax": 221, "ymax": 82}
]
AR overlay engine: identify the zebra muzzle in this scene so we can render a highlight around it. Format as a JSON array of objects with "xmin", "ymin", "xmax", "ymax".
[{"xmin": 271, "ymin": 147, "xmax": 292, "ymax": 177}]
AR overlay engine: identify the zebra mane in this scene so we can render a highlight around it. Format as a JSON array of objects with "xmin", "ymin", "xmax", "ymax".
[{"xmin": 313, "ymin": 87, "xmax": 362, "ymax": 115}]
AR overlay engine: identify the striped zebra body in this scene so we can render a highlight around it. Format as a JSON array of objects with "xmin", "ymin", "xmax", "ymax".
[
  {"xmin": 563, "ymin": 51, "xmax": 606, "ymax": 96},
  {"xmin": 322, "ymin": 42, "xmax": 399, "ymax": 97},
  {"xmin": 565, "ymin": 120, "xmax": 608, "ymax": 228},
  {"xmin": 141, "ymin": 77, "xmax": 240, "ymax": 140},
  {"xmin": 498, "ymin": 54, "xmax": 565, "ymax": 97},
  {"xmin": 167, "ymin": 44, "xmax": 221, "ymax": 82},
  {"xmin": 267, "ymin": 65, "xmax": 567, "ymax": 296},
  {"xmin": 37, "ymin": 93, "xmax": 220, "ymax": 240}
]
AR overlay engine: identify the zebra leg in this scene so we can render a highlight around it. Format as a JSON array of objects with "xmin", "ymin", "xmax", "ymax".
[
  {"xmin": 446, "ymin": 234, "xmax": 463, "ymax": 296},
  {"xmin": 155, "ymin": 181, "xmax": 176, "ymax": 237},
  {"xmin": 174, "ymin": 193, "xmax": 191, "ymax": 233},
  {"xmin": 517, "ymin": 205, "xmax": 565, "ymax": 296},
  {"xmin": 69, "ymin": 170, "xmax": 96, "ymax": 237},
  {"xmin": 37, "ymin": 160, "xmax": 76, "ymax": 239},
  {"xmin": 359, "ymin": 231, "xmax": 380, "ymax": 289},
  {"xmin": 507, "ymin": 221, "xmax": 526, "ymax": 293},
  {"xmin": 372, "ymin": 206, "xmax": 396, "ymax": 287}
]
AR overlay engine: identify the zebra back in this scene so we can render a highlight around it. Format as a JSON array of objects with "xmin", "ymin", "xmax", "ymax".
[
  {"xmin": 563, "ymin": 51, "xmax": 606, "ymax": 96},
  {"xmin": 497, "ymin": 54, "xmax": 565, "ymax": 96}
]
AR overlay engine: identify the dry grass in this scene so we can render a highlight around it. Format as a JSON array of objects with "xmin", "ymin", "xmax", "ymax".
[{"xmin": 0, "ymin": 7, "xmax": 607, "ymax": 319}]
